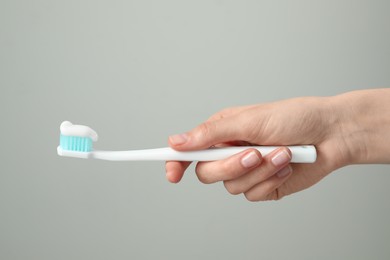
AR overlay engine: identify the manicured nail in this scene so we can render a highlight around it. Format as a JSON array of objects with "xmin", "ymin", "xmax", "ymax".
[
  {"xmin": 169, "ymin": 134, "xmax": 188, "ymax": 145},
  {"xmin": 241, "ymin": 151, "xmax": 261, "ymax": 168},
  {"xmin": 271, "ymin": 150, "xmax": 291, "ymax": 166},
  {"xmin": 277, "ymin": 165, "xmax": 292, "ymax": 178}
]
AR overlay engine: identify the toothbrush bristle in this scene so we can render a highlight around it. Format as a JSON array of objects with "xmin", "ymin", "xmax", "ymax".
[{"xmin": 60, "ymin": 135, "xmax": 93, "ymax": 152}]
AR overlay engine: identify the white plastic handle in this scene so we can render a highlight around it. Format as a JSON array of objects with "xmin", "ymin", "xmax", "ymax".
[{"xmin": 87, "ymin": 146, "xmax": 316, "ymax": 163}]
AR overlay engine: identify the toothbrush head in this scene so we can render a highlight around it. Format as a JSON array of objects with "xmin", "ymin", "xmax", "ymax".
[{"xmin": 57, "ymin": 121, "xmax": 98, "ymax": 159}]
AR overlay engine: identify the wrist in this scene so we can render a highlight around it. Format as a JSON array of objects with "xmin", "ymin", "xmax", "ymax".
[{"xmin": 330, "ymin": 89, "xmax": 390, "ymax": 165}]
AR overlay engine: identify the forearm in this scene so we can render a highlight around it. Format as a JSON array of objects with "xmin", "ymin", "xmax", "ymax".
[{"xmin": 333, "ymin": 88, "xmax": 390, "ymax": 164}]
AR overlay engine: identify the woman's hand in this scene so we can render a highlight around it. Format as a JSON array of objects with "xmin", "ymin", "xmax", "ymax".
[{"xmin": 165, "ymin": 89, "xmax": 390, "ymax": 201}]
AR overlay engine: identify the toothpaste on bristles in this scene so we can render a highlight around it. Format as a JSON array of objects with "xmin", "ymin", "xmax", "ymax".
[{"xmin": 59, "ymin": 121, "xmax": 98, "ymax": 152}]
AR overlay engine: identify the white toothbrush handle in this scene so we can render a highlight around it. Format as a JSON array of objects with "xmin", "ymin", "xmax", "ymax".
[{"xmin": 91, "ymin": 145, "xmax": 316, "ymax": 163}]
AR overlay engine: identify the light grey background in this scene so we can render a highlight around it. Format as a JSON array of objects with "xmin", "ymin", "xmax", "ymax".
[{"xmin": 1, "ymin": 0, "xmax": 389, "ymax": 259}]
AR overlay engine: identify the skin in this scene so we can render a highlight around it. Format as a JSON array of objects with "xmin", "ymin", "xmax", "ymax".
[{"xmin": 165, "ymin": 89, "xmax": 390, "ymax": 201}]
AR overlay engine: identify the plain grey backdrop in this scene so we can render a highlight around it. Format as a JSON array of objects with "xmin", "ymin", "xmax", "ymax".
[{"xmin": 1, "ymin": 0, "xmax": 389, "ymax": 259}]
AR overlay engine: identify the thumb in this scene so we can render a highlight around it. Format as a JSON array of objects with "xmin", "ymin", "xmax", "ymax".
[{"xmin": 168, "ymin": 115, "xmax": 248, "ymax": 151}]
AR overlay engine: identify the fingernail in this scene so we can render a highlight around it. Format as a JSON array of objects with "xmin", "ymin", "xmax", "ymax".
[
  {"xmin": 277, "ymin": 165, "xmax": 292, "ymax": 178},
  {"xmin": 169, "ymin": 133, "xmax": 188, "ymax": 145},
  {"xmin": 271, "ymin": 150, "xmax": 291, "ymax": 166},
  {"xmin": 241, "ymin": 151, "xmax": 261, "ymax": 168}
]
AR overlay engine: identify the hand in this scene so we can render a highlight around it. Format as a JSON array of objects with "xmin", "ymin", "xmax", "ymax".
[{"xmin": 165, "ymin": 89, "xmax": 390, "ymax": 201}]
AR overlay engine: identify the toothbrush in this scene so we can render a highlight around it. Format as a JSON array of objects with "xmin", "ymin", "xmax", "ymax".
[{"xmin": 57, "ymin": 121, "xmax": 317, "ymax": 163}]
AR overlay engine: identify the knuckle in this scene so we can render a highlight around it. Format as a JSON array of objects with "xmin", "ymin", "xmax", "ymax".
[
  {"xmin": 265, "ymin": 192, "xmax": 279, "ymax": 201},
  {"xmin": 207, "ymin": 110, "xmax": 226, "ymax": 121},
  {"xmin": 244, "ymin": 192, "xmax": 262, "ymax": 202},
  {"xmin": 220, "ymin": 153, "xmax": 250, "ymax": 180},
  {"xmin": 218, "ymin": 108, "xmax": 233, "ymax": 117},
  {"xmin": 251, "ymin": 166, "xmax": 274, "ymax": 183},
  {"xmin": 223, "ymin": 181, "xmax": 242, "ymax": 195},
  {"xmin": 220, "ymin": 160, "xmax": 238, "ymax": 179},
  {"xmin": 272, "ymin": 188, "xmax": 285, "ymax": 201},
  {"xmin": 196, "ymin": 173, "xmax": 213, "ymax": 184},
  {"xmin": 197, "ymin": 122, "xmax": 215, "ymax": 139},
  {"xmin": 195, "ymin": 164, "xmax": 213, "ymax": 184}
]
